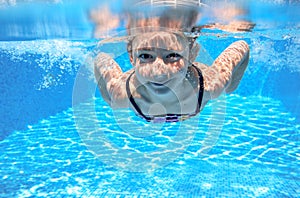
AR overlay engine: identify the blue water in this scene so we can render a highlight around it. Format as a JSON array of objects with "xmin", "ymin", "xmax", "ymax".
[
  {"xmin": 1, "ymin": 96, "xmax": 299, "ymax": 197},
  {"xmin": 1, "ymin": 0, "xmax": 300, "ymax": 197}
]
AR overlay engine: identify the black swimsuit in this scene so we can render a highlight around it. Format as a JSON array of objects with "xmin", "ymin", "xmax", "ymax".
[{"xmin": 126, "ymin": 65, "xmax": 204, "ymax": 123}]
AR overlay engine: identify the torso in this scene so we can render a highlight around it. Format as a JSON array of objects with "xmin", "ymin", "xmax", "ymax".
[{"xmin": 126, "ymin": 65, "xmax": 204, "ymax": 120}]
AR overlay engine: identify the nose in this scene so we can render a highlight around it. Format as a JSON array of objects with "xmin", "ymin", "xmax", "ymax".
[{"xmin": 151, "ymin": 57, "xmax": 169, "ymax": 82}]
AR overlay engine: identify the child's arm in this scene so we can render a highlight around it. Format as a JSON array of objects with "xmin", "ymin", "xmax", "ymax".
[
  {"xmin": 94, "ymin": 53, "xmax": 130, "ymax": 108},
  {"xmin": 197, "ymin": 40, "xmax": 249, "ymax": 98}
]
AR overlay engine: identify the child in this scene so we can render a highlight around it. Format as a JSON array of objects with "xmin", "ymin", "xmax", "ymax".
[
  {"xmin": 94, "ymin": 30, "xmax": 249, "ymax": 123},
  {"xmin": 93, "ymin": 8, "xmax": 250, "ymax": 123}
]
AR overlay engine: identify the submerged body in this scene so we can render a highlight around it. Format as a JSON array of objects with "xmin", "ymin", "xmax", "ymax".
[{"xmin": 94, "ymin": 32, "xmax": 249, "ymax": 122}]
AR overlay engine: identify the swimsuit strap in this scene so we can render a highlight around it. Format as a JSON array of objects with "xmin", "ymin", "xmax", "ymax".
[
  {"xmin": 193, "ymin": 64, "xmax": 204, "ymax": 114},
  {"xmin": 126, "ymin": 71, "xmax": 152, "ymax": 121},
  {"xmin": 125, "ymin": 64, "xmax": 204, "ymax": 122}
]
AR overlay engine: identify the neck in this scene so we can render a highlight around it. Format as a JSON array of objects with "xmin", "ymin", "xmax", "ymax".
[{"xmin": 135, "ymin": 66, "xmax": 197, "ymax": 103}]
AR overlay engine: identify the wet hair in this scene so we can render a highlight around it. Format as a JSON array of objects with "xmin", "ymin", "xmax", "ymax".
[
  {"xmin": 126, "ymin": 7, "xmax": 200, "ymax": 57},
  {"xmin": 126, "ymin": 32, "xmax": 198, "ymax": 57}
]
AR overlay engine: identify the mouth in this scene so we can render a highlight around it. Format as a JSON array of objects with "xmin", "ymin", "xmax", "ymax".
[
  {"xmin": 151, "ymin": 82, "xmax": 164, "ymax": 86},
  {"xmin": 148, "ymin": 79, "xmax": 171, "ymax": 88}
]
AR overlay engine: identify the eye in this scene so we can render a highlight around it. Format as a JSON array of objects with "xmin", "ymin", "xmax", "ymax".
[
  {"xmin": 165, "ymin": 53, "xmax": 182, "ymax": 62},
  {"xmin": 138, "ymin": 53, "xmax": 155, "ymax": 63}
]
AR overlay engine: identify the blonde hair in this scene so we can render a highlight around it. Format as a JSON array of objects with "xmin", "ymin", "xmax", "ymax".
[{"xmin": 125, "ymin": 7, "xmax": 200, "ymax": 60}]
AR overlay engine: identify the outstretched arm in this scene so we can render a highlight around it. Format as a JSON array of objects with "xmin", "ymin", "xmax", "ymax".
[
  {"xmin": 213, "ymin": 40, "xmax": 249, "ymax": 94},
  {"xmin": 223, "ymin": 41, "xmax": 250, "ymax": 93},
  {"xmin": 94, "ymin": 53, "xmax": 130, "ymax": 108},
  {"xmin": 196, "ymin": 40, "xmax": 249, "ymax": 99}
]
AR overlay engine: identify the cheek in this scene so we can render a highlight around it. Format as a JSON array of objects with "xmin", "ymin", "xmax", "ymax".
[{"xmin": 167, "ymin": 59, "xmax": 187, "ymax": 73}]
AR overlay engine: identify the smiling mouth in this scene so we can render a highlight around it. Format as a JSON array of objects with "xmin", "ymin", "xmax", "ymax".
[
  {"xmin": 151, "ymin": 82, "xmax": 164, "ymax": 86},
  {"xmin": 148, "ymin": 80, "xmax": 171, "ymax": 88}
]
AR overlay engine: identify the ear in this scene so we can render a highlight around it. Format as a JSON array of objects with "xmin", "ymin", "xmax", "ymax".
[
  {"xmin": 189, "ymin": 42, "xmax": 200, "ymax": 63},
  {"xmin": 127, "ymin": 41, "xmax": 135, "ymax": 65},
  {"xmin": 129, "ymin": 52, "xmax": 134, "ymax": 64}
]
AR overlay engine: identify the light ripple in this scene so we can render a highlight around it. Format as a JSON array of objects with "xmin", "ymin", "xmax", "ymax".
[{"xmin": 0, "ymin": 94, "xmax": 299, "ymax": 197}]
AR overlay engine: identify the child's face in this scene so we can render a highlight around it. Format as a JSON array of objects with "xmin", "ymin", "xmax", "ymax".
[{"xmin": 131, "ymin": 32, "xmax": 190, "ymax": 88}]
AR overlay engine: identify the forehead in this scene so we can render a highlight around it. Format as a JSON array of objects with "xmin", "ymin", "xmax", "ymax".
[{"xmin": 132, "ymin": 32, "xmax": 188, "ymax": 51}]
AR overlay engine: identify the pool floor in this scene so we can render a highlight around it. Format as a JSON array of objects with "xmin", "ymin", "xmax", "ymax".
[{"xmin": 0, "ymin": 94, "xmax": 299, "ymax": 197}]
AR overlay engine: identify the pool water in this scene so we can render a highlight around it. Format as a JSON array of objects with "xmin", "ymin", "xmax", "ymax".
[
  {"xmin": 1, "ymin": 95, "xmax": 299, "ymax": 197},
  {"xmin": 1, "ymin": 0, "xmax": 300, "ymax": 197}
]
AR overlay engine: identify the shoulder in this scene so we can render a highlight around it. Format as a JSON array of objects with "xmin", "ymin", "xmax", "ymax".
[
  {"xmin": 108, "ymin": 69, "xmax": 135, "ymax": 108},
  {"xmin": 192, "ymin": 62, "xmax": 220, "ymax": 92}
]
